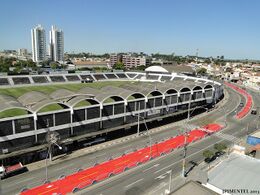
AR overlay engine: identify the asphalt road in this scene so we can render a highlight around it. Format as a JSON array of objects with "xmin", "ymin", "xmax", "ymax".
[
  {"xmin": 1, "ymin": 86, "xmax": 257, "ymax": 195},
  {"xmin": 78, "ymin": 86, "xmax": 260, "ymax": 195}
]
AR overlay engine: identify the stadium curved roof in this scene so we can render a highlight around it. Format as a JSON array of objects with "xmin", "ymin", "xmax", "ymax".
[
  {"xmin": 0, "ymin": 79, "xmax": 215, "ymax": 115},
  {"xmin": 18, "ymin": 91, "xmax": 48, "ymax": 106},
  {"xmin": 0, "ymin": 94, "xmax": 32, "ymax": 113},
  {"xmin": 145, "ymin": 66, "xmax": 169, "ymax": 73}
]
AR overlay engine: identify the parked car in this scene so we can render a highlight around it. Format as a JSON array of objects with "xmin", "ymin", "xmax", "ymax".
[
  {"xmin": 0, "ymin": 162, "xmax": 28, "ymax": 179},
  {"xmin": 204, "ymin": 155, "xmax": 218, "ymax": 164},
  {"xmin": 251, "ymin": 109, "xmax": 257, "ymax": 115},
  {"xmin": 215, "ymin": 151, "xmax": 225, "ymax": 157},
  {"xmin": 189, "ymin": 160, "xmax": 198, "ymax": 166}
]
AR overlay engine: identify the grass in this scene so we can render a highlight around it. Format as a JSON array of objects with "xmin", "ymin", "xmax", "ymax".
[
  {"xmin": 0, "ymin": 81, "xmax": 137, "ymax": 118},
  {"xmin": 38, "ymin": 104, "xmax": 64, "ymax": 113},
  {"xmin": 74, "ymin": 100, "xmax": 92, "ymax": 108},
  {"xmin": 0, "ymin": 81, "xmax": 133, "ymax": 98},
  {"xmin": 0, "ymin": 108, "xmax": 28, "ymax": 119}
]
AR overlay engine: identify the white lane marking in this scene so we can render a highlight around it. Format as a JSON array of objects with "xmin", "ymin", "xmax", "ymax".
[
  {"xmin": 120, "ymin": 145, "xmax": 132, "ymax": 150},
  {"xmin": 125, "ymin": 178, "xmax": 144, "ymax": 188},
  {"xmin": 15, "ymin": 176, "xmax": 36, "ymax": 184},
  {"xmin": 142, "ymin": 163, "xmax": 160, "ymax": 173},
  {"xmin": 56, "ymin": 163, "xmax": 74, "ymax": 170},
  {"xmin": 89, "ymin": 153, "xmax": 106, "ymax": 159},
  {"xmin": 155, "ymin": 174, "xmax": 166, "ymax": 180}
]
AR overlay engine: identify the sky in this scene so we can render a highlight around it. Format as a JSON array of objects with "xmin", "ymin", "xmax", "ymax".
[{"xmin": 1, "ymin": 0, "xmax": 260, "ymax": 59}]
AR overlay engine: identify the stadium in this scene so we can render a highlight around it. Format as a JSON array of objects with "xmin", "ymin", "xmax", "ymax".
[{"xmin": 0, "ymin": 66, "xmax": 224, "ymax": 165}]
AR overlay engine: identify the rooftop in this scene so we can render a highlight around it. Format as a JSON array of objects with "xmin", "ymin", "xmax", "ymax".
[
  {"xmin": 208, "ymin": 153, "xmax": 260, "ymax": 192},
  {"xmin": 172, "ymin": 181, "xmax": 219, "ymax": 195}
]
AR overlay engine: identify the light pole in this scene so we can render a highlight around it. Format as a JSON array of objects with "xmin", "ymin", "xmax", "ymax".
[
  {"xmin": 132, "ymin": 112, "xmax": 152, "ymax": 159},
  {"xmin": 45, "ymin": 119, "xmax": 62, "ymax": 182},
  {"xmin": 167, "ymin": 169, "xmax": 172, "ymax": 193},
  {"xmin": 137, "ymin": 102, "xmax": 141, "ymax": 135},
  {"xmin": 142, "ymin": 116, "xmax": 152, "ymax": 159},
  {"xmin": 187, "ymin": 92, "xmax": 192, "ymax": 120},
  {"xmin": 181, "ymin": 131, "xmax": 188, "ymax": 178},
  {"xmin": 188, "ymin": 106, "xmax": 208, "ymax": 119}
]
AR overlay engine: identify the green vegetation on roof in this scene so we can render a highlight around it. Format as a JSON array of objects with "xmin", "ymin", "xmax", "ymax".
[
  {"xmin": 74, "ymin": 100, "xmax": 92, "ymax": 108},
  {"xmin": 0, "ymin": 108, "xmax": 28, "ymax": 119},
  {"xmin": 104, "ymin": 97, "xmax": 115, "ymax": 103},
  {"xmin": 38, "ymin": 104, "xmax": 65, "ymax": 113},
  {"xmin": 0, "ymin": 81, "xmax": 133, "ymax": 98}
]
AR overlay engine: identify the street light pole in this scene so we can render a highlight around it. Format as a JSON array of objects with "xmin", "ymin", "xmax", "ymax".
[
  {"xmin": 168, "ymin": 169, "xmax": 172, "ymax": 193},
  {"xmin": 187, "ymin": 93, "xmax": 192, "ymax": 120},
  {"xmin": 137, "ymin": 102, "xmax": 140, "ymax": 135},
  {"xmin": 142, "ymin": 117, "xmax": 152, "ymax": 159},
  {"xmin": 132, "ymin": 111, "xmax": 152, "ymax": 159},
  {"xmin": 181, "ymin": 132, "xmax": 188, "ymax": 178}
]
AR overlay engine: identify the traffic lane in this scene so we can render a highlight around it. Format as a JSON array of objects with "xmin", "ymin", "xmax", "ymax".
[
  {"xmin": 0, "ymin": 125, "xmax": 184, "ymax": 194},
  {"xmin": 1, "ymin": 88, "xmax": 240, "ymax": 194},
  {"xmin": 82, "ymin": 127, "xmax": 242, "ymax": 195},
  {"xmin": 2, "ymin": 102, "xmax": 237, "ymax": 193}
]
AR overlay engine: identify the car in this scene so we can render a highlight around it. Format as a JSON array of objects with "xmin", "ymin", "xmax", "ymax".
[
  {"xmin": 251, "ymin": 109, "xmax": 257, "ymax": 115},
  {"xmin": 204, "ymin": 158, "xmax": 212, "ymax": 163},
  {"xmin": 189, "ymin": 160, "xmax": 198, "ymax": 166},
  {"xmin": 239, "ymin": 102, "xmax": 244, "ymax": 106},
  {"xmin": 204, "ymin": 155, "xmax": 218, "ymax": 164},
  {"xmin": 215, "ymin": 151, "xmax": 225, "ymax": 157}
]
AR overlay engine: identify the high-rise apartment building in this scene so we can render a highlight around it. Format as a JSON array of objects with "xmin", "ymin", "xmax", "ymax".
[
  {"xmin": 31, "ymin": 25, "xmax": 46, "ymax": 62},
  {"xmin": 49, "ymin": 25, "xmax": 64, "ymax": 62},
  {"xmin": 17, "ymin": 48, "xmax": 28, "ymax": 57}
]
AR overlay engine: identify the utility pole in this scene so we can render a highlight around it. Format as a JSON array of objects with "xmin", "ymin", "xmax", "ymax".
[
  {"xmin": 168, "ymin": 169, "xmax": 172, "ymax": 193},
  {"xmin": 187, "ymin": 92, "xmax": 192, "ymax": 120},
  {"xmin": 181, "ymin": 131, "xmax": 188, "ymax": 177},
  {"xmin": 137, "ymin": 102, "xmax": 140, "ymax": 135}
]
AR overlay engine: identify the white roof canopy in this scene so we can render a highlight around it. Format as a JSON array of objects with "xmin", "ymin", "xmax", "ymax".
[{"xmin": 145, "ymin": 66, "xmax": 169, "ymax": 73}]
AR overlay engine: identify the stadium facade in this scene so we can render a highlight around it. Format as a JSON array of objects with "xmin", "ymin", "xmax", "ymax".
[{"xmin": 0, "ymin": 71, "xmax": 224, "ymax": 164}]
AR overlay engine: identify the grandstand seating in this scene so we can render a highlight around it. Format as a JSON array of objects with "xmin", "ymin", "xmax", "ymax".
[
  {"xmin": 49, "ymin": 76, "xmax": 66, "ymax": 82},
  {"xmin": 93, "ymin": 74, "xmax": 106, "ymax": 80},
  {"xmin": 160, "ymin": 76, "xmax": 172, "ymax": 81},
  {"xmin": 116, "ymin": 73, "xmax": 127, "ymax": 78},
  {"xmin": 146, "ymin": 75, "xmax": 159, "ymax": 80},
  {"xmin": 0, "ymin": 78, "xmax": 9, "ymax": 85},
  {"xmin": 32, "ymin": 76, "xmax": 49, "ymax": 84},
  {"xmin": 126, "ymin": 73, "xmax": 137, "ymax": 78},
  {"xmin": 66, "ymin": 75, "xmax": 80, "ymax": 81},
  {"xmin": 135, "ymin": 74, "xmax": 144, "ymax": 79},
  {"xmin": 12, "ymin": 77, "xmax": 31, "ymax": 85},
  {"xmin": 80, "ymin": 75, "xmax": 94, "ymax": 81},
  {"xmin": 104, "ymin": 73, "xmax": 117, "ymax": 79}
]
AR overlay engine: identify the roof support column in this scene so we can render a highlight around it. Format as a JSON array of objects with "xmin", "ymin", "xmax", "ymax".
[
  {"xmin": 100, "ymin": 104, "xmax": 103, "ymax": 129},
  {"xmin": 70, "ymin": 107, "xmax": 74, "ymax": 136},
  {"xmin": 33, "ymin": 112, "xmax": 38, "ymax": 142}
]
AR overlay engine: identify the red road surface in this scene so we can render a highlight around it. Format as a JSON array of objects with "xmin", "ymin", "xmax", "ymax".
[
  {"xmin": 21, "ymin": 123, "xmax": 222, "ymax": 195},
  {"xmin": 225, "ymin": 82, "xmax": 252, "ymax": 119}
]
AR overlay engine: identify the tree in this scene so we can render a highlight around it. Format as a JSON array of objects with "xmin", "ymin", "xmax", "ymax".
[
  {"xmin": 214, "ymin": 143, "xmax": 227, "ymax": 152},
  {"xmin": 203, "ymin": 150, "xmax": 214, "ymax": 158},
  {"xmin": 197, "ymin": 67, "xmax": 207, "ymax": 76},
  {"xmin": 50, "ymin": 62, "xmax": 59, "ymax": 69},
  {"xmin": 113, "ymin": 62, "xmax": 125, "ymax": 70}
]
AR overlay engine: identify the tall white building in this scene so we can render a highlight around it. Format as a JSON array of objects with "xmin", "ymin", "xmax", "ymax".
[
  {"xmin": 31, "ymin": 25, "xmax": 46, "ymax": 62},
  {"xmin": 49, "ymin": 25, "xmax": 64, "ymax": 62}
]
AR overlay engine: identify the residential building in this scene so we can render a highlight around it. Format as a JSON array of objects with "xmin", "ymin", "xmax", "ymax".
[
  {"xmin": 49, "ymin": 25, "xmax": 64, "ymax": 62},
  {"xmin": 110, "ymin": 53, "xmax": 147, "ymax": 69},
  {"xmin": 17, "ymin": 48, "xmax": 28, "ymax": 57},
  {"xmin": 31, "ymin": 25, "xmax": 46, "ymax": 62}
]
